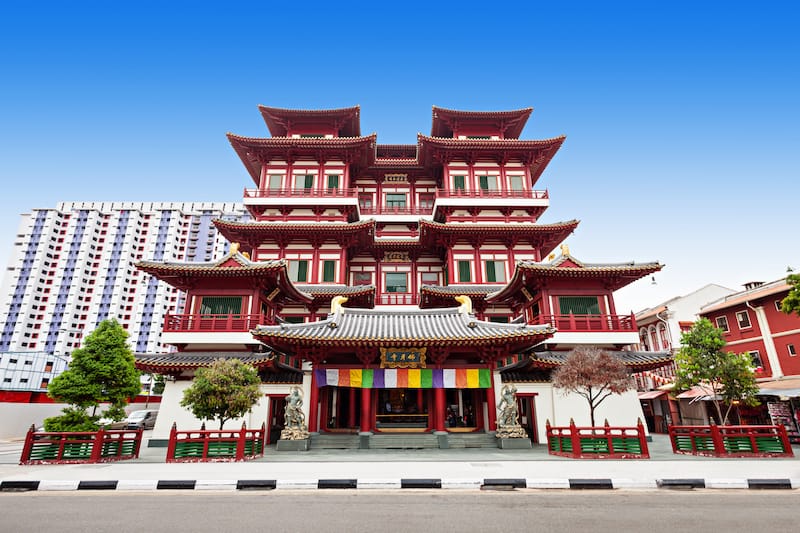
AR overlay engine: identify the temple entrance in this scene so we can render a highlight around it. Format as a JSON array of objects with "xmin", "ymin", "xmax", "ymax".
[
  {"xmin": 445, "ymin": 389, "xmax": 480, "ymax": 430},
  {"xmin": 266, "ymin": 395, "xmax": 286, "ymax": 444},
  {"xmin": 376, "ymin": 389, "xmax": 430, "ymax": 431},
  {"xmin": 321, "ymin": 386, "xmax": 362, "ymax": 431}
]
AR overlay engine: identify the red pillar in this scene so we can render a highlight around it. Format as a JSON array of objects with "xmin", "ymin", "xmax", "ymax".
[
  {"xmin": 434, "ymin": 387, "xmax": 446, "ymax": 432},
  {"xmin": 348, "ymin": 388, "xmax": 357, "ymax": 429},
  {"xmin": 486, "ymin": 387, "xmax": 497, "ymax": 431},
  {"xmin": 308, "ymin": 375, "xmax": 319, "ymax": 433},
  {"xmin": 416, "ymin": 389, "xmax": 423, "ymax": 409},
  {"xmin": 360, "ymin": 387, "xmax": 372, "ymax": 433}
]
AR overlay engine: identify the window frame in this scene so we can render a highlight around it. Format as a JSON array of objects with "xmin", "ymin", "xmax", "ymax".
[
  {"xmin": 452, "ymin": 175, "xmax": 465, "ymax": 191},
  {"xmin": 385, "ymin": 193, "xmax": 407, "ymax": 208},
  {"xmin": 735, "ymin": 310, "xmax": 752, "ymax": 329},
  {"xmin": 557, "ymin": 296, "xmax": 600, "ymax": 315},
  {"xmin": 321, "ymin": 260, "xmax": 336, "ymax": 282},
  {"xmin": 788, "ymin": 344, "xmax": 797, "ymax": 357},
  {"xmin": 326, "ymin": 174, "xmax": 339, "ymax": 190},
  {"xmin": 384, "ymin": 272, "xmax": 408, "ymax": 293},
  {"xmin": 484, "ymin": 259, "xmax": 506, "ymax": 283},
  {"xmin": 457, "ymin": 260, "xmax": 472, "ymax": 283},
  {"xmin": 288, "ymin": 260, "xmax": 309, "ymax": 282},
  {"xmin": 714, "ymin": 316, "xmax": 730, "ymax": 332},
  {"xmin": 748, "ymin": 350, "xmax": 763, "ymax": 369}
]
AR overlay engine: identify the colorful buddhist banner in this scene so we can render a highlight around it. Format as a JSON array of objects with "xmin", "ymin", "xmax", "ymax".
[{"xmin": 313, "ymin": 368, "xmax": 491, "ymax": 388}]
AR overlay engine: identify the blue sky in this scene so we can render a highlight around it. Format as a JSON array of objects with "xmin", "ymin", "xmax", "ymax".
[{"xmin": 1, "ymin": 2, "xmax": 798, "ymax": 313}]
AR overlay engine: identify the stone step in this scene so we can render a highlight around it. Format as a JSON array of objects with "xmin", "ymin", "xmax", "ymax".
[
  {"xmin": 369, "ymin": 434, "xmax": 439, "ymax": 449},
  {"xmin": 309, "ymin": 434, "xmax": 361, "ymax": 449}
]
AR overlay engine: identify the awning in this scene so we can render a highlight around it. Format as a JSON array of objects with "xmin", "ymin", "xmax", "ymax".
[
  {"xmin": 757, "ymin": 378, "xmax": 800, "ymax": 398},
  {"xmin": 676, "ymin": 385, "xmax": 716, "ymax": 400},
  {"xmin": 638, "ymin": 390, "xmax": 668, "ymax": 400}
]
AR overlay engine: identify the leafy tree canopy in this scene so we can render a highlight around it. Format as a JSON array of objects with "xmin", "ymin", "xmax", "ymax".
[
  {"xmin": 180, "ymin": 358, "xmax": 261, "ymax": 430},
  {"xmin": 552, "ymin": 346, "xmax": 633, "ymax": 427},
  {"xmin": 780, "ymin": 273, "xmax": 800, "ymax": 316},
  {"xmin": 674, "ymin": 318, "xmax": 760, "ymax": 424},
  {"xmin": 46, "ymin": 319, "xmax": 141, "ymax": 430}
]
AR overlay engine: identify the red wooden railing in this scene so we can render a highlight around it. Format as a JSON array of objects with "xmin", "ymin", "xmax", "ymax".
[
  {"xmin": 166, "ymin": 422, "xmax": 266, "ymax": 462},
  {"xmin": 243, "ymin": 187, "xmax": 358, "ymax": 198},
  {"xmin": 532, "ymin": 313, "xmax": 636, "ymax": 332},
  {"xmin": 378, "ymin": 293, "xmax": 419, "ymax": 305},
  {"xmin": 436, "ymin": 189, "xmax": 549, "ymax": 199},
  {"xmin": 546, "ymin": 419, "xmax": 649, "ymax": 459},
  {"xmin": 669, "ymin": 424, "xmax": 793, "ymax": 457},
  {"xmin": 20, "ymin": 425, "xmax": 143, "ymax": 464},
  {"xmin": 163, "ymin": 314, "xmax": 264, "ymax": 332},
  {"xmin": 360, "ymin": 206, "xmax": 434, "ymax": 216}
]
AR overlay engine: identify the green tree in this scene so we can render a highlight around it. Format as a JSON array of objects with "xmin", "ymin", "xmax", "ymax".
[
  {"xmin": 180, "ymin": 358, "xmax": 261, "ymax": 429},
  {"xmin": 674, "ymin": 318, "xmax": 760, "ymax": 425},
  {"xmin": 552, "ymin": 346, "xmax": 634, "ymax": 427},
  {"xmin": 780, "ymin": 273, "xmax": 800, "ymax": 316},
  {"xmin": 45, "ymin": 319, "xmax": 141, "ymax": 430}
]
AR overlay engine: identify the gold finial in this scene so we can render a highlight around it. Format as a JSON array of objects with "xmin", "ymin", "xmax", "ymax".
[
  {"xmin": 331, "ymin": 296, "xmax": 348, "ymax": 314},
  {"xmin": 241, "ymin": 251, "xmax": 250, "ymax": 260},
  {"xmin": 455, "ymin": 295, "xmax": 473, "ymax": 314},
  {"xmin": 559, "ymin": 243, "xmax": 570, "ymax": 256},
  {"xmin": 230, "ymin": 242, "xmax": 240, "ymax": 254},
  {"xmin": 548, "ymin": 253, "xmax": 556, "ymax": 261}
]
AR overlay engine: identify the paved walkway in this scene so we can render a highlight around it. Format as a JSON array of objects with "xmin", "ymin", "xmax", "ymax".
[{"xmin": 1, "ymin": 435, "xmax": 798, "ymax": 491}]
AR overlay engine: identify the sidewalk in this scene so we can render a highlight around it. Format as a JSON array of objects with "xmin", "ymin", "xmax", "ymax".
[{"xmin": 1, "ymin": 435, "xmax": 798, "ymax": 491}]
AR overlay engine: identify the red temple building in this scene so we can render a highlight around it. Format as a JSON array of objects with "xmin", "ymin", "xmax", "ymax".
[{"xmin": 135, "ymin": 105, "xmax": 671, "ymax": 447}]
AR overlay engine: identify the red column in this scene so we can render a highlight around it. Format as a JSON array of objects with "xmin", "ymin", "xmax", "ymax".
[
  {"xmin": 434, "ymin": 387, "xmax": 446, "ymax": 432},
  {"xmin": 360, "ymin": 387, "xmax": 372, "ymax": 433},
  {"xmin": 486, "ymin": 387, "xmax": 497, "ymax": 431},
  {"xmin": 348, "ymin": 388, "xmax": 357, "ymax": 429},
  {"xmin": 416, "ymin": 389, "xmax": 423, "ymax": 409},
  {"xmin": 308, "ymin": 375, "xmax": 319, "ymax": 433}
]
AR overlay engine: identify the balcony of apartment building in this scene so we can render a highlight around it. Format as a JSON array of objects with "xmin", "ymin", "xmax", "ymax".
[{"xmin": 160, "ymin": 312, "xmax": 265, "ymax": 348}]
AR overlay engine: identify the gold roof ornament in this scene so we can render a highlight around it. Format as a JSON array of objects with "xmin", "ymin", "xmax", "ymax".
[
  {"xmin": 455, "ymin": 295, "xmax": 473, "ymax": 315},
  {"xmin": 230, "ymin": 242, "xmax": 240, "ymax": 254},
  {"xmin": 560, "ymin": 243, "xmax": 570, "ymax": 256},
  {"xmin": 241, "ymin": 251, "xmax": 250, "ymax": 260},
  {"xmin": 331, "ymin": 295, "xmax": 348, "ymax": 314}
]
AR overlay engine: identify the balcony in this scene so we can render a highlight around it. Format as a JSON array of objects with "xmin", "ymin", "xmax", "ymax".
[
  {"xmin": 244, "ymin": 187, "xmax": 357, "ymax": 199},
  {"xmin": 436, "ymin": 189, "xmax": 549, "ymax": 200},
  {"xmin": 532, "ymin": 314, "xmax": 636, "ymax": 332},
  {"xmin": 164, "ymin": 314, "xmax": 264, "ymax": 333},
  {"xmin": 360, "ymin": 206, "xmax": 434, "ymax": 216}
]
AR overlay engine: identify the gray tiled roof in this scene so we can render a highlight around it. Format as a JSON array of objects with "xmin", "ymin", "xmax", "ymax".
[
  {"xmin": 529, "ymin": 350, "xmax": 673, "ymax": 368},
  {"xmin": 134, "ymin": 351, "xmax": 277, "ymax": 368},
  {"xmin": 420, "ymin": 284, "xmax": 500, "ymax": 295},
  {"xmin": 296, "ymin": 284, "xmax": 376, "ymax": 296},
  {"xmin": 251, "ymin": 307, "xmax": 555, "ymax": 344}
]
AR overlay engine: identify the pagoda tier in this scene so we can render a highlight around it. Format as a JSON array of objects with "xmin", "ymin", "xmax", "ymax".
[
  {"xmin": 419, "ymin": 284, "xmax": 501, "ymax": 311},
  {"xmin": 431, "ymin": 107, "xmax": 533, "ymax": 139},
  {"xmin": 258, "ymin": 105, "xmax": 361, "ymax": 138},
  {"xmin": 418, "ymin": 134, "xmax": 565, "ymax": 186},
  {"xmin": 488, "ymin": 251, "xmax": 664, "ymax": 309},
  {"xmin": 134, "ymin": 350, "xmax": 302, "ymax": 377},
  {"xmin": 419, "ymin": 219, "xmax": 579, "ymax": 257},
  {"xmin": 250, "ymin": 304, "xmax": 556, "ymax": 366},
  {"xmin": 136, "ymin": 251, "xmax": 310, "ymax": 305},
  {"xmin": 297, "ymin": 284, "xmax": 376, "ymax": 310},
  {"xmin": 498, "ymin": 349, "xmax": 674, "ymax": 380},
  {"xmin": 212, "ymin": 219, "xmax": 376, "ymax": 252},
  {"xmin": 226, "ymin": 133, "xmax": 377, "ymax": 184}
]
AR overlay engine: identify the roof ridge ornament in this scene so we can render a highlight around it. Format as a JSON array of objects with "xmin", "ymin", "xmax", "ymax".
[
  {"xmin": 455, "ymin": 294, "xmax": 473, "ymax": 315},
  {"xmin": 331, "ymin": 295, "xmax": 348, "ymax": 315}
]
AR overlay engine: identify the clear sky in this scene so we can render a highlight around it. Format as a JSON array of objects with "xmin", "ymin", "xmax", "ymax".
[{"xmin": 1, "ymin": 2, "xmax": 798, "ymax": 313}]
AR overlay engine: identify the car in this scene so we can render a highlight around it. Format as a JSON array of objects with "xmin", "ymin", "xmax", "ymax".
[{"xmin": 124, "ymin": 410, "xmax": 159, "ymax": 430}]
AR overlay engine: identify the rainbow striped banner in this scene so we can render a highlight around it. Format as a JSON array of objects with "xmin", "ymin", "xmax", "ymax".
[{"xmin": 314, "ymin": 368, "xmax": 491, "ymax": 389}]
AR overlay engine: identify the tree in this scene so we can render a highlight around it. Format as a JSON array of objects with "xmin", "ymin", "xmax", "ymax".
[
  {"xmin": 674, "ymin": 318, "xmax": 760, "ymax": 425},
  {"xmin": 180, "ymin": 358, "xmax": 261, "ymax": 430},
  {"xmin": 780, "ymin": 273, "xmax": 800, "ymax": 316},
  {"xmin": 45, "ymin": 319, "xmax": 141, "ymax": 430},
  {"xmin": 551, "ymin": 346, "xmax": 634, "ymax": 427}
]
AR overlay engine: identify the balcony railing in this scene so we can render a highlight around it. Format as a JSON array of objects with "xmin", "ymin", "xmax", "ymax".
[
  {"xmin": 532, "ymin": 313, "xmax": 636, "ymax": 332},
  {"xmin": 243, "ymin": 187, "xmax": 358, "ymax": 198},
  {"xmin": 164, "ymin": 314, "xmax": 264, "ymax": 333},
  {"xmin": 378, "ymin": 293, "xmax": 419, "ymax": 305},
  {"xmin": 436, "ymin": 189, "xmax": 549, "ymax": 200},
  {"xmin": 360, "ymin": 206, "xmax": 434, "ymax": 216}
]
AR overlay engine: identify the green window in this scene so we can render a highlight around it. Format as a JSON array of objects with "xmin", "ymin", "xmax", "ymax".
[
  {"xmin": 478, "ymin": 175, "xmax": 497, "ymax": 190},
  {"xmin": 385, "ymin": 193, "xmax": 406, "ymax": 207},
  {"xmin": 322, "ymin": 260, "xmax": 336, "ymax": 282},
  {"xmin": 268, "ymin": 174, "xmax": 282, "ymax": 189},
  {"xmin": 453, "ymin": 175, "xmax": 465, "ymax": 190},
  {"xmin": 326, "ymin": 174, "xmax": 339, "ymax": 189},
  {"xmin": 558, "ymin": 296, "xmax": 600, "ymax": 315},
  {"xmin": 296, "ymin": 175, "xmax": 313, "ymax": 189},
  {"xmin": 385, "ymin": 273, "xmax": 408, "ymax": 293},
  {"xmin": 199, "ymin": 296, "xmax": 243, "ymax": 315},
  {"xmin": 289, "ymin": 260, "xmax": 308, "ymax": 282},
  {"xmin": 484, "ymin": 260, "xmax": 506, "ymax": 283},
  {"xmin": 457, "ymin": 260, "xmax": 472, "ymax": 282},
  {"xmin": 488, "ymin": 316, "xmax": 510, "ymax": 323}
]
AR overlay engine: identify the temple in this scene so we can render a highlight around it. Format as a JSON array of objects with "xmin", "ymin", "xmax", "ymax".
[{"xmin": 136, "ymin": 104, "xmax": 671, "ymax": 447}]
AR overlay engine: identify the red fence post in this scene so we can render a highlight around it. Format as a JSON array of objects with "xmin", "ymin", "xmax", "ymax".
[
  {"xmin": 777, "ymin": 424, "xmax": 794, "ymax": 456},
  {"xmin": 259, "ymin": 422, "xmax": 266, "ymax": 455},
  {"xmin": 236, "ymin": 422, "xmax": 246, "ymax": 461},
  {"xmin": 604, "ymin": 419, "xmax": 612, "ymax": 453},
  {"xmin": 569, "ymin": 418, "xmax": 581, "ymax": 458},
  {"xmin": 637, "ymin": 418, "xmax": 650, "ymax": 458},
  {"xmin": 166, "ymin": 422, "xmax": 177, "ymax": 462},
  {"xmin": 89, "ymin": 427, "xmax": 105, "ymax": 463},
  {"xmin": 19, "ymin": 424, "xmax": 36, "ymax": 465},
  {"xmin": 668, "ymin": 424, "xmax": 678, "ymax": 453},
  {"xmin": 133, "ymin": 428, "xmax": 143, "ymax": 458},
  {"xmin": 710, "ymin": 421, "xmax": 725, "ymax": 456}
]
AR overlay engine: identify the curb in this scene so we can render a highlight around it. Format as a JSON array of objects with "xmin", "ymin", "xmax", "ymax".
[{"xmin": 1, "ymin": 478, "xmax": 798, "ymax": 492}]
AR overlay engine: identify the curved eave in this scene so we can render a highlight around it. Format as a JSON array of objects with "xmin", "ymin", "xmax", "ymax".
[
  {"xmin": 258, "ymin": 105, "xmax": 361, "ymax": 137},
  {"xmin": 431, "ymin": 106, "xmax": 534, "ymax": 139},
  {"xmin": 227, "ymin": 132, "xmax": 377, "ymax": 184},
  {"xmin": 523, "ymin": 350, "xmax": 674, "ymax": 372},
  {"xmin": 213, "ymin": 218, "xmax": 376, "ymax": 244},
  {"xmin": 420, "ymin": 220, "xmax": 578, "ymax": 255},
  {"xmin": 134, "ymin": 353, "xmax": 280, "ymax": 374},
  {"xmin": 250, "ymin": 330, "xmax": 555, "ymax": 349}
]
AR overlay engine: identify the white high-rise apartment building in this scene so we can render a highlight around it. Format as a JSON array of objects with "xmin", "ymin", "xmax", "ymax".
[{"xmin": 0, "ymin": 201, "xmax": 248, "ymax": 390}]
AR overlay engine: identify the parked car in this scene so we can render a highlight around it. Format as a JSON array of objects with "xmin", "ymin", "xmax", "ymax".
[{"xmin": 125, "ymin": 410, "xmax": 159, "ymax": 430}]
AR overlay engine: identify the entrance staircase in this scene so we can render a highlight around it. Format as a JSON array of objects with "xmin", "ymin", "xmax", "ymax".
[
  {"xmin": 309, "ymin": 433, "xmax": 361, "ymax": 449},
  {"xmin": 447, "ymin": 433, "xmax": 499, "ymax": 449},
  {"xmin": 308, "ymin": 432, "xmax": 499, "ymax": 450},
  {"xmin": 369, "ymin": 433, "xmax": 439, "ymax": 449}
]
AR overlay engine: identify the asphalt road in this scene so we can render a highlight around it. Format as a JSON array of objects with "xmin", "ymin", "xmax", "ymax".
[{"xmin": 0, "ymin": 491, "xmax": 795, "ymax": 532}]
